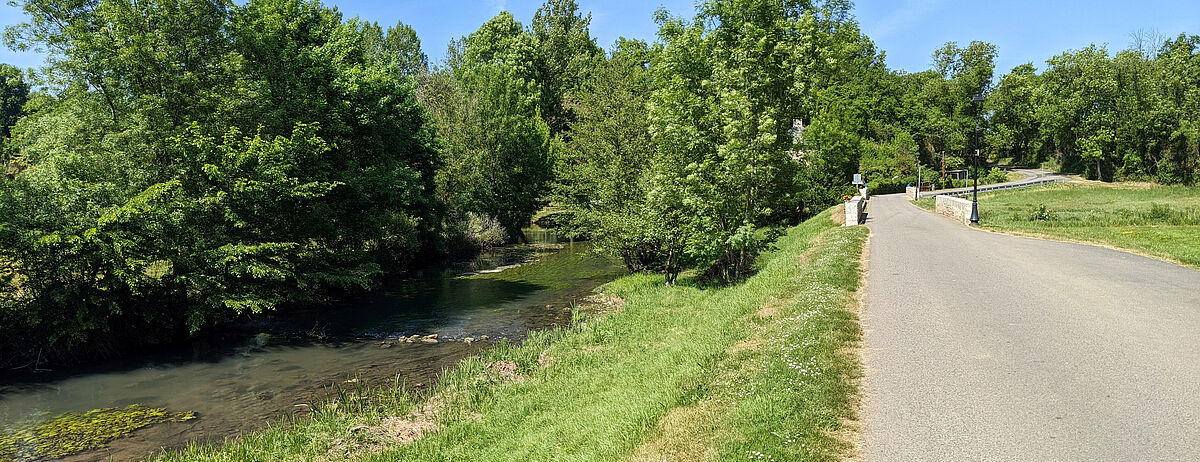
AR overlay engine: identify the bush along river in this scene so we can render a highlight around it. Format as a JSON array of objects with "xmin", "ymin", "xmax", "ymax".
[{"xmin": 0, "ymin": 229, "xmax": 623, "ymax": 462}]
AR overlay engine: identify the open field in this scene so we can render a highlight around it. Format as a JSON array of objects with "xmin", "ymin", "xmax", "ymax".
[
  {"xmin": 154, "ymin": 209, "xmax": 870, "ymax": 462},
  {"xmin": 916, "ymin": 182, "xmax": 1200, "ymax": 269}
]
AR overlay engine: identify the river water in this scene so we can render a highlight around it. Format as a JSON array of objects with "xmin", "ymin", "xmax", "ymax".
[{"xmin": 0, "ymin": 231, "xmax": 619, "ymax": 461}]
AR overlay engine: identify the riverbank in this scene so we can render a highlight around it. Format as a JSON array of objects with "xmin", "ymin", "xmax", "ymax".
[
  {"xmin": 916, "ymin": 182, "xmax": 1200, "ymax": 269},
  {"xmin": 156, "ymin": 208, "xmax": 870, "ymax": 461},
  {"xmin": 1, "ymin": 240, "xmax": 623, "ymax": 462},
  {"xmin": 0, "ymin": 228, "xmax": 569, "ymax": 372}
]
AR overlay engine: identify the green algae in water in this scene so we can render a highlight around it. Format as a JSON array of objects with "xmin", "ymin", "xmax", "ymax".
[
  {"xmin": 467, "ymin": 242, "xmax": 624, "ymax": 290},
  {"xmin": 0, "ymin": 404, "xmax": 195, "ymax": 462}
]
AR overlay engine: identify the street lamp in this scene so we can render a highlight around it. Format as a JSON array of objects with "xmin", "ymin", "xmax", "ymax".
[
  {"xmin": 969, "ymin": 92, "xmax": 984, "ymax": 225},
  {"xmin": 916, "ymin": 153, "xmax": 922, "ymax": 200}
]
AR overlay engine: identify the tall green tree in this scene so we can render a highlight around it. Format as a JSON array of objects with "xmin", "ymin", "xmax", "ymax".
[
  {"xmin": 423, "ymin": 12, "xmax": 551, "ymax": 240},
  {"xmin": 5, "ymin": 0, "xmax": 235, "ymax": 131},
  {"xmin": 0, "ymin": 64, "xmax": 29, "ymax": 141},
  {"xmin": 1157, "ymin": 34, "xmax": 1200, "ymax": 183},
  {"xmin": 0, "ymin": 0, "xmax": 445, "ymax": 364},
  {"xmin": 231, "ymin": 0, "xmax": 444, "ymax": 266},
  {"xmin": 986, "ymin": 63, "xmax": 1044, "ymax": 165},
  {"xmin": 530, "ymin": 0, "xmax": 602, "ymax": 136},
  {"xmin": 1039, "ymin": 45, "xmax": 1119, "ymax": 179},
  {"xmin": 906, "ymin": 41, "xmax": 996, "ymax": 163},
  {"xmin": 645, "ymin": 0, "xmax": 869, "ymax": 283},
  {"xmin": 978, "ymin": 35, "xmax": 1200, "ymax": 183},
  {"xmin": 554, "ymin": 38, "xmax": 659, "ymax": 269},
  {"xmin": 385, "ymin": 21, "xmax": 429, "ymax": 77}
]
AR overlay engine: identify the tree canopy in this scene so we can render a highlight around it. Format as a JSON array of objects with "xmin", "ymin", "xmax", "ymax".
[{"xmin": 0, "ymin": 0, "xmax": 1197, "ymax": 366}]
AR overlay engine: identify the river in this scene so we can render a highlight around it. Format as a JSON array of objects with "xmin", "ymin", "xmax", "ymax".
[{"xmin": 0, "ymin": 230, "xmax": 621, "ymax": 461}]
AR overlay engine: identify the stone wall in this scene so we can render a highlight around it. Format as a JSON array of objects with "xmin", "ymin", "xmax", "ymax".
[
  {"xmin": 844, "ymin": 196, "xmax": 866, "ymax": 226},
  {"xmin": 906, "ymin": 186, "xmax": 918, "ymax": 200},
  {"xmin": 935, "ymin": 195, "xmax": 973, "ymax": 225}
]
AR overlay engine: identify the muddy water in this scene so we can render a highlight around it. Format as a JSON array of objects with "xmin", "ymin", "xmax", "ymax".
[{"xmin": 0, "ymin": 234, "xmax": 616, "ymax": 461}]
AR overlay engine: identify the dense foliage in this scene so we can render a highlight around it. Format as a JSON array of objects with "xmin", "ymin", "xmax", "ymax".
[
  {"xmin": 984, "ymin": 37, "xmax": 1200, "ymax": 183},
  {"xmin": 555, "ymin": 0, "xmax": 895, "ymax": 284},
  {"xmin": 0, "ymin": 0, "xmax": 1198, "ymax": 365},
  {"xmin": 0, "ymin": 64, "xmax": 27, "ymax": 142},
  {"xmin": 895, "ymin": 35, "xmax": 1200, "ymax": 184},
  {"xmin": 420, "ymin": 10, "xmax": 551, "ymax": 244},
  {"xmin": 0, "ymin": 0, "xmax": 447, "ymax": 364}
]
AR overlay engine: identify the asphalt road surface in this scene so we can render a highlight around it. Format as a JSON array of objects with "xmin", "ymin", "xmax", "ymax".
[{"xmin": 861, "ymin": 194, "xmax": 1200, "ymax": 461}]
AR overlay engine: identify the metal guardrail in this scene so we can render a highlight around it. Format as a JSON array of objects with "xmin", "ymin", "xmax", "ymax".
[{"xmin": 919, "ymin": 178, "xmax": 1065, "ymax": 198}]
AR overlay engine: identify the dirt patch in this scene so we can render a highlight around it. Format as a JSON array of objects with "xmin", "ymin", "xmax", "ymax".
[
  {"xmin": 832, "ymin": 203, "xmax": 846, "ymax": 225},
  {"xmin": 726, "ymin": 337, "xmax": 767, "ymax": 355},
  {"xmin": 755, "ymin": 296, "xmax": 790, "ymax": 318},
  {"xmin": 376, "ymin": 415, "xmax": 437, "ymax": 444},
  {"xmin": 325, "ymin": 402, "xmax": 440, "ymax": 460},
  {"xmin": 485, "ymin": 361, "xmax": 522, "ymax": 382},
  {"xmin": 726, "ymin": 295, "xmax": 793, "ymax": 355},
  {"xmin": 580, "ymin": 292, "xmax": 626, "ymax": 316},
  {"xmin": 841, "ymin": 227, "xmax": 871, "ymax": 462},
  {"xmin": 624, "ymin": 398, "xmax": 723, "ymax": 462},
  {"xmin": 325, "ymin": 436, "xmax": 374, "ymax": 460},
  {"xmin": 537, "ymin": 352, "xmax": 553, "ymax": 367}
]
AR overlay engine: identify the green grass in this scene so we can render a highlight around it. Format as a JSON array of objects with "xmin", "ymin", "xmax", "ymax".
[
  {"xmin": 916, "ymin": 182, "xmax": 1200, "ymax": 269},
  {"xmin": 155, "ymin": 210, "xmax": 869, "ymax": 462},
  {"xmin": 913, "ymin": 196, "xmax": 936, "ymax": 211}
]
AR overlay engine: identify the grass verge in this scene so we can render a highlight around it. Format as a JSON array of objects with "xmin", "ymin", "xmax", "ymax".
[
  {"xmin": 915, "ymin": 182, "xmax": 1200, "ymax": 269},
  {"xmin": 156, "ymin": 209, "xmax": 870, "ymax": 461}
]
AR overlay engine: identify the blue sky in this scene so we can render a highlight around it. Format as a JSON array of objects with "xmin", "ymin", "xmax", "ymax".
[
  {"xmin": 3, "ymin": 0, "xmax": 1199, "ymax": 75},
  {"xmin": 854, "ymin": 0, "xmax": 1200, "ymax": 74}
]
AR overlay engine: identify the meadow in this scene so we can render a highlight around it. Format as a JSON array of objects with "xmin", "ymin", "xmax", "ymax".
[{"xmin": 918, "ymin": 182, "xmax": 1200, "ymax": 269}]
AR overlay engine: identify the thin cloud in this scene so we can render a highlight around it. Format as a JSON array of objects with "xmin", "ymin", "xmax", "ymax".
[{"xmin": 869, "ymin": 0, "xmax": 946, "ymax": 40}]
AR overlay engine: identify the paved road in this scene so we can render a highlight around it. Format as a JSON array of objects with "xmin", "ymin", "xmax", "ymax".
[
  {"xmin": 918, "ymin": 168, "xmax": 1068, "ymax": 198},
  {"xmin": 861, "ymin": 194, "xmax": 1200, "ymax": 461}
]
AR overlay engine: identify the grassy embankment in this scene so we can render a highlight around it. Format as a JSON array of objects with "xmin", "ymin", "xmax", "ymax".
[
  {"xmin": 916, "ymin": 182, "xmax": 1200, "ymax": 268},
  {"xmin": 157, "ymin": 209, "xmax": 870, "ymax": 461}
]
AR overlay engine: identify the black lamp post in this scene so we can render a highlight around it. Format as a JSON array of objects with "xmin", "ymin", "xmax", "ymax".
[{"xmin": 969, "ymin": 93, "xmax": 984, "ymax": 225}]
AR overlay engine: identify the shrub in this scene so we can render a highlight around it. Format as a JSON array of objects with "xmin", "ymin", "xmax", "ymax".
[
  {"xmin": 1028, "ymin": 204, "xmax": 1056, "ymax": 221},
  {"xmin": 984, "ymin": 168, "xmax": 1010, "ymax": 185},
  {"xmin": 466, "ymin": 213, "xmax": 508, "ymax": 249},
  {"xmin": 1144, "ymin": 203, "xmax": 1173, "ymax": 221}
]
